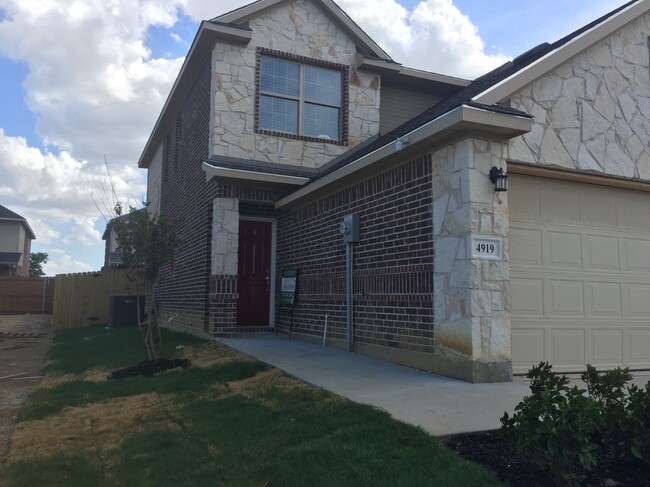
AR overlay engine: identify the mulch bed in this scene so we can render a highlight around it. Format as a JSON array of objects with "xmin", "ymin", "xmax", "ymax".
[
  {"xmin": 443, "ymin": 430, "xmax": 650, "ymax": 486},
  {"xmin": 108, "ymin": 358, "xmax": 191, "ymax": 379}
]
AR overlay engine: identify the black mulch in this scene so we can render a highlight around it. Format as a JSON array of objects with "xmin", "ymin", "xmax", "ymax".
[
  {"xmin": 108, "ymin": 358, "xmax": 191, "ymax": 379},
  {"xmin": 442, "ymin": 430, "xmax": 650, "ymax": 487}
]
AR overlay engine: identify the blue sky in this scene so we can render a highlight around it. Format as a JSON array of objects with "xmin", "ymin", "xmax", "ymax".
[{"xmin": 0, "ymin": 0, "xmax": 627, "ymax": 275}]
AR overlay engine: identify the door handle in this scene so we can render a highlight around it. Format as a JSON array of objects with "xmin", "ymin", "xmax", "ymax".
[{"xmin": 265, "ymin": 269, "xmax": 270, "ymax": 291}]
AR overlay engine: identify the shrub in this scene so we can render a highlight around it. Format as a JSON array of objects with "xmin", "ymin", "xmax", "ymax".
[
  {"xmin": 502, "ymin": 362, "xmax": 650, "ymax": 486},
  {"xmin": 501, "ymin": 362, "xmax": 599, "ymax": 486}
]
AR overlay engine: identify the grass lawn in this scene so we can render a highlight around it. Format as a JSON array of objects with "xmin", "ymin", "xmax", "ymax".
[{"xmin": 1, "ymin": 325, "xmax": 504, "ymax": 486}]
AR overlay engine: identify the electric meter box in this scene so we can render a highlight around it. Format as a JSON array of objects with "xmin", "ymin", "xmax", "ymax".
[{"xmin": 340, "ymin": 214, "xmax": 360, "ymax": 243}]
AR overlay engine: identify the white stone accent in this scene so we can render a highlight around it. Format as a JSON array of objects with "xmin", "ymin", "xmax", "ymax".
[
  {"xmin": 210, "ymin": 0, "xmax": 380, "ymax": 167},
  {"xmin": 507, "ymin": 12, "xmax": 650, "ymax": 182},
  {"xmin": 433, "ymin": 138, "xmax": 511, "ymax": 368},
  {"xmin": 211, "ymin": 198, "xmax": 239, "ymax": 276}
]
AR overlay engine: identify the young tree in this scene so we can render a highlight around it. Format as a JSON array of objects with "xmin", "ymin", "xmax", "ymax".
[
  {"xmin": 29, "ymin": 252, "xmax": 49, "ymax": 277},
  {"xmin": 111, "ymin": 203, "xmax": 181, "ymax": 361}
]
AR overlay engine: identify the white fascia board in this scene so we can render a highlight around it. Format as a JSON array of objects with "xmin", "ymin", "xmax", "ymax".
[
  {"xmin": 275, "ymin": 105, "xmax": 532, "ymax": 208},
  {"xmin": 473, "ymin": 0, "xmax": 650, "ymax": 105},
  {"xmin": 202, "ymin": 162, "xmax": 310, "ymax": 186}
]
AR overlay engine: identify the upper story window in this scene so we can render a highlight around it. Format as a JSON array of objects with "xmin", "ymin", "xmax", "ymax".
[{"xmin": 255, "ymin": 49, "xmax": 348, "ymax": 145}]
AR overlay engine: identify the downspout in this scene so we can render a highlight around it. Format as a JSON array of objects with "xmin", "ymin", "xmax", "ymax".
[{"xmin": 346, "ymin": 241, "xmax": 353, "ymax": 352}]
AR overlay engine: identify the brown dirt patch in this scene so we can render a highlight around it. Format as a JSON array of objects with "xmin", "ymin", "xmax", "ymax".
[
  {"xmin": 180, "ymin": 342, "xmax": 253, "ymax": 368},
  {"xmin": 227, "ymin": 368, "xmax": 309, "ymax": 399},
  {"xmin": 0, "ymin": 314, "xmax": 53, "ymax": 465},
  {"xmin": 38, "ymin": 369, "xmax": 110, "ymax": 389},
  {"xmin": 7, "ymin": 393, "xmax": 177, "ymax": 462}
]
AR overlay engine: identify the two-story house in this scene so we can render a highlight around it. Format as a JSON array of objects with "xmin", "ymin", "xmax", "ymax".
[
  {"xmin": 0, "ymin": 205, "xmax": 35, "ymax": 277},
  {"xmin": 137, "ymin": 0, "xmax": 650, "ymax": 382}
]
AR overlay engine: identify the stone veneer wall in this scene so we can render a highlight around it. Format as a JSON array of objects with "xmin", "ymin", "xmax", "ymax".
[
  {"xmin": 507, "ymin": 12, "xmax": 650, "ymax": 179},
  {"xmin": 432, "ymin": 138, "xmax": 512, "ymax": 382},
  {"xmin": 276, "ymin": 156, "xmax": 434, "ymax": 367},
  {"xmin": 211, "ymin": 0, "xmax": 381, "ymax": 167}
]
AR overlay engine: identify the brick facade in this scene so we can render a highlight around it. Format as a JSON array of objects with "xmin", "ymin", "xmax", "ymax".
[
  {"xmin": 157, "ymin": 59, "xmax": 215, "ymax": 335},
  {"xmin": 157, "ymin": 59, "xmax": 286, "ymax": 338},
  {"xmin": 275, "ymin": 155, "xmax": 434, "ymax": 353}
]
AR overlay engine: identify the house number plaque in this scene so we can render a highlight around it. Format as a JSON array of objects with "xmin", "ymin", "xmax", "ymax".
[{"xmin": 469, "ymin": 235, "xmax": 502, "ymax": 261}]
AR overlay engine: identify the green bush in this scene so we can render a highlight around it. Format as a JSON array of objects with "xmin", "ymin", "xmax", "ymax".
[
  {"xmin": 502, "ymin": 362, "xmax": 650, "ymax": 486},
  {"xmin": 501, "ymin": 362, "xmax": 598, "ymax": 485}
]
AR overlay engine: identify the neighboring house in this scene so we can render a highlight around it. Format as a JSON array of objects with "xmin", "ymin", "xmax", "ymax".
[
  {"xmin": 102, "ymin": 217, "xmax": 123, "ymax": 269},
  {"xmin": 137, "ymin": 0, "xmax": 650, "ymax": 382},
  {"xmin": 0, "ymin": 205, "xmax": 36, "ymax": 277},
  {"xmin": 101, "ymin": 210, "xmax": 146, "ymax": 269}
]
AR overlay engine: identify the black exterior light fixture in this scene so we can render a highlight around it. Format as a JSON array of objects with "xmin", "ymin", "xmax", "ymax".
[{"xmin": 489, "ymin": 166, "xmax": 508, "ymax": 192}]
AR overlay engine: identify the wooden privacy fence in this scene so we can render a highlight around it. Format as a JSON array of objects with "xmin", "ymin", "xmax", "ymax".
[
  {"xmin": 52, "ymin": 269, "xmax": 136, "ymax": 331},
  {"xmin": 0, "ymin": 277, "xmax": 55, "ymax": 314}
]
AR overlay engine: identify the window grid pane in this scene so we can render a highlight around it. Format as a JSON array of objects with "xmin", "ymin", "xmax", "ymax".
[
  {"xmin": 304, "ymin": 66, "xmax": 341, "ymax": 106},
  {"xmin": 259, "ymin": 95, "xmax": 298, "ymax": 134},
  {"xmin": 260, "ymin": 57, "xmax": 300, "ymax": 97},
  {"xmin": 303, "ymin": 103, "xmax": 340, "ymax": 141},
  {"xmin": 259, "ymin": 56, "xmax": 343, "ymax": 140}
]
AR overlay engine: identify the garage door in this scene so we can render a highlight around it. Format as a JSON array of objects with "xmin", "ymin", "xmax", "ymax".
[{"xmin": 510, "ymin": 174, "xmax": 650, "ymax": 374}]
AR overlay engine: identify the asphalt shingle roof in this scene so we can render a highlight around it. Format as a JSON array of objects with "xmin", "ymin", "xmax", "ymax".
[{"xmin": 0, "ymin": 205, "xmax": 26, "ymax": 221}]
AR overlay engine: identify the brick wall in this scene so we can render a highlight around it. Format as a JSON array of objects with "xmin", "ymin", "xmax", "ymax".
[
  {"xmin": 276, "ymin": 155, "xmax": 434, "ymax": 353},
  {"xmin": 157, "ymin": 59, "xmax": 215, "ymax": 336},
  {"xmin": 156, "ymin": 58, "xmax": 288, "ymax": 337}
]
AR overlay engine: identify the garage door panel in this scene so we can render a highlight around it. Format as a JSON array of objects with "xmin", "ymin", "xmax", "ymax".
[
  {"xmin": 547, "ymin": 231, "xmax": 582, "ymax": 269},
  {"xmin": 587, "ymin": 282, "xmax": 622, "ymax": 317},
  {"xmin": 626, "ymin": 283, "xmax": 650, "ymax": 317},
  {"xmin": 623, "ymin": 239, "xmax": 650, "ymax": 273},
  {"xmin": 512, "ymin": 329, "xmax": 544, "ymax": 371},
  {"xmin": 580, "ymin": 188, "xmax": 617, "ymax": 226},
  {"xmin": 627, "ymin": 330, "xmax": 650, "ymax": 366},
  {"xmin": 511, "ymin": 278, "xmax": 544, "ymax": 316},
  {"xmin": 590, "ymin": 330, "xmax": 623, "ymax": 366},
  {"xmin": 584, "ymin": 235, "xmax": 619, "ymax": 271},
  {"xmin": 510, "ymin": 179, "xmax": 541, "ymax": 219},
  {"xmin": 541, "ymin": 185, "xmax": 580, "ymax": 223},
  {"xmin": 511, "ymin": 174, "xmax": 650, "ymax": 373},
  {"xmin": 510, "ymin": 228, "xmax": 542, "ymax": 266},
  {"xmin": 548, "ymin": 280, "xmax": 584, "ymax": 316},
  {"xmin": 549, "ymin": 329, "xmax": 585, "ymax": 367},
  {"xmin": 616, "ymin": 193, "xmax": 650, "ymax": 229}
]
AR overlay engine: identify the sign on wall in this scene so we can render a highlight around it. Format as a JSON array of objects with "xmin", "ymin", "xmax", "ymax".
[
  {"xmin": 469, "ymin": 235, "xmax": 503, "ymax": 261},
  {"xmin": 279, "ymin": 268, "xmax": 298, "ymax": 305}
]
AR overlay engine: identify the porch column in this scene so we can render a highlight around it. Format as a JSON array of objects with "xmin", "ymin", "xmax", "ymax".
[
  {"xmin": 432, "ymin": 138, "xmax": 512, "ymax": 382},
  {"xmin": 209, "ymin": 197, "xmax": 239, "ymax": 337}
]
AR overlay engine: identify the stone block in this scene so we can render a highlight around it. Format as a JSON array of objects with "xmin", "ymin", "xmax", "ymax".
[{"xmin": 435, "ymin": 236, "xmax": 461, "ymax": 274}]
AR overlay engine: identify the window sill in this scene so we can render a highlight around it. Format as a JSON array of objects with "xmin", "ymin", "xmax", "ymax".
[{"xmin": 256, "ymin": 128, "xmax": 347, "ymax": 146}]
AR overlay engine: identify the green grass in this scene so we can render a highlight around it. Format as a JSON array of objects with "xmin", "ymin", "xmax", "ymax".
[
  {"xmin": 45, "ymin": 324, "xmax": 205, "ymax": 375},
  {"xmin": 2, "ymin": 326, "xmax": 505, "ymax": 487}
]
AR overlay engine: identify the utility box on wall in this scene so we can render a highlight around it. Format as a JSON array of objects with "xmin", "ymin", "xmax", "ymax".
[
  {"xmin": 108, "ymin": 295, "xmax": 145, "ymax": 328},
  {"xmin": 340, "ymin": 214, "xmax": 360, "ymax": 243}
]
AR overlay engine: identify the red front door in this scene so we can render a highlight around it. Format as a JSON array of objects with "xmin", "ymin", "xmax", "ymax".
[{"xmin": 237, "ymin": 220, "xmax": 272, "ymax": 326}]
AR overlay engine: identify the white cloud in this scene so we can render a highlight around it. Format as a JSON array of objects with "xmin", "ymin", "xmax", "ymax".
[
  {"xmin": 0, "ymin": 0, "xmax": 185, "ymax": 163},
  {"xmin": 43, "ymin": 253, "xmax": 94, "ymax": 276},
  {"xmin": 336, "ymin": 0, "xmax": 509, "ymax": 78}
]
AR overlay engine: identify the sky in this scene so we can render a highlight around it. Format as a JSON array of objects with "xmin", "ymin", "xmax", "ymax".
[{"xmin": 0, "ymin": 0, "xmax": 628, "ymax": 275}]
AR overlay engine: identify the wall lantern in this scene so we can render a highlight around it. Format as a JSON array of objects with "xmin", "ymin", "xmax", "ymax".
[{"xmin": 489, "ymin": 166, "xmax": 508, "ymax": 192}]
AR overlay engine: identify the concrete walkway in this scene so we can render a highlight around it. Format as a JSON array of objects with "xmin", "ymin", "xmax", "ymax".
[{"xmin": 221, "ymin": 335, "xmax": 531, "ymax": 436}]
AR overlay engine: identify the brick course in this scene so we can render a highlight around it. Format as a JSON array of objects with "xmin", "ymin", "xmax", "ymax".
[{"xmin": 276, "ymin": 155, "xmax": 434, "ymax": 352}]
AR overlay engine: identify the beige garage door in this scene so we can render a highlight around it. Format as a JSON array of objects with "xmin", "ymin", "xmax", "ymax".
[{"xmin": 510, "ymin": 174, "xmax": 650, "ymax": 374}]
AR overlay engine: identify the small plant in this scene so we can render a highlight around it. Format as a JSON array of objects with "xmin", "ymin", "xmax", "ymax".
[{"xmin": 501, "ymin": 362, "xmax": 599, "ymax": 486}]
